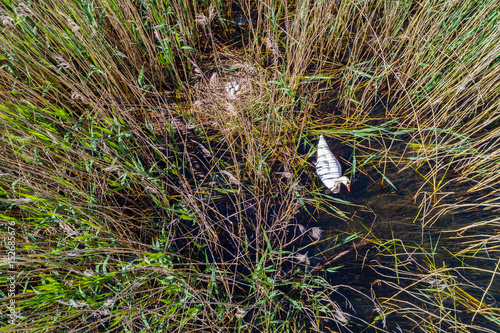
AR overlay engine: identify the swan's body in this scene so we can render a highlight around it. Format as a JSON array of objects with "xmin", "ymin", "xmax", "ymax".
[{"xmin": 316, "ymin": 134, "xmax": 351, "ymax": 193}]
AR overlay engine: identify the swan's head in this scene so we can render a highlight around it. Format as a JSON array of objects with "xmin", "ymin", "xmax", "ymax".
[{"xmin": 339, "ymin": 176, "xmax": 351, "ymax": 192}]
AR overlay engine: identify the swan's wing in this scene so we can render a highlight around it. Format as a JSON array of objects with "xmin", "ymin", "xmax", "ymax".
[{"xmin": 316, "ymin": 135, "xmax": 342, "ymax": 190}]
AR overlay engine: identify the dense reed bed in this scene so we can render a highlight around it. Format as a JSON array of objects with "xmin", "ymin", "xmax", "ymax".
[{"xmin": 1, "ymin": 0, "xmax": 500, "ymax": 331}]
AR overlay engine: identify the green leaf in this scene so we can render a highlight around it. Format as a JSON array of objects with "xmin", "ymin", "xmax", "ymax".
[{"xmin": 325, "ymin": 265, "xmax": 344, "ymax": 273}]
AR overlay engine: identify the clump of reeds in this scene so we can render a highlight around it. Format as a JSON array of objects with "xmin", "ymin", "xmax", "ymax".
[{"xmin": 1, "ymin": 0, "xmax": 500, "ymax": 331}]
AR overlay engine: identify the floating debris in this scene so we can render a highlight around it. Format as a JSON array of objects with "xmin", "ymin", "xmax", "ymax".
[
  {"xmin": 294, "ymin": 252, "xmax": 310, "ymax": 265},
  {"xmin": 316, "ymin": 134, "xmax": 351, "ymax": 193},
  {"xmin": 190, "ymin": 140, "xmax": 212, "ymax": 158},
  {"xmin": 309, "ymin": 227, "xmax": 323, "ymax": 241},
  {"xmin": 275, "ymin": 171, "xmax": 294, "ymax": 178},
  {"xmin": 235, "ymin": 307, "xmax": 249, "ymax": 319},
  {"xmin": 221, "ymin": 170, "xmax": 241, "ymax": 185},
  {"xmin": 103, "ymin": 166, "xmax": 120, "ymax": 172},
  {"xmin": 144, "ymin": 186, "xmax": 159, "ymax": 194}
]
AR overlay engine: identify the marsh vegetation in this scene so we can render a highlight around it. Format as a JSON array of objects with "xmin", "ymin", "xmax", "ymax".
[{"xmin": 1, "ymin": 0, "xmax": 500, "ymax": 331}]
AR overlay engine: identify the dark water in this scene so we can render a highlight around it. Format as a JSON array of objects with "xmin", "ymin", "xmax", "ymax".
[{"xmin": 295, "ymin": 136, "xmax": 500, "ymax": 332}]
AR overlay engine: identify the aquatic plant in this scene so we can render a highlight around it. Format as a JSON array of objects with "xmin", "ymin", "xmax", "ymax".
[{"xmin": 1, "ymin": 0, "xmax": 500, "ymax": 332}]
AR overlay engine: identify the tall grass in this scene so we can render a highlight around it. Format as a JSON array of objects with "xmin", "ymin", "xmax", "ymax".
[{"xmin": 1, "ymin": 0, "xmax": 500, "ymax": 331}]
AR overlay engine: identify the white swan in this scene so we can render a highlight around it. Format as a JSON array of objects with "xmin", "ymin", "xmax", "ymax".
[{"xmin": 316, "ymin": 134, "xmax": 351, "ymax": 193}]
